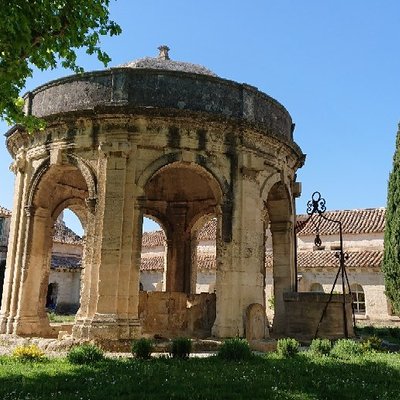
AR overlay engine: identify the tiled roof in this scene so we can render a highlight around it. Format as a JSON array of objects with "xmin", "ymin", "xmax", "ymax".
[
  {"xmin": 140, "ymin": 253, "xmax": 216, "ymax": 271},
  {"xmin": 141, "ymin": 255, "xmax": 164, "ymax": 271},
  {"xmin": 265, "ymin": 249, "xmax": 383, "ymax": 269},
  {"xmin": 198, "ymin": 219, "xmax": 217, "ymax": 241},
  {"xmin": 141, "ymin": 208, "xmax": 386, "ymax": 247},
  {"xmin": 142, "ymin": 231, "xmax": 166, "ymax": 247},
  {"xmin": 0, "ymin": 206, "xmax": 11, "ymax": 217},
  {"xmin": 296, "ymin": 208, "xmax": 386, "ymax": 236},
  {"xmin": 51, "ymin": 255, "xmax": 82, "ymax": 269},
  {"xmin": 53, "ymin": 221, "xmax": 82, "ymax": 244}
]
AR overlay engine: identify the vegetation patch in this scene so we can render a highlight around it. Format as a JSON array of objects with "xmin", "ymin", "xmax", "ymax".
[
  {"xmin": 66, "ymin": 343, "xmax": 104, "ymax": 365},
  {"xmin": 0, "ymin": 351, "xmax": 400, "ymax": 399},
  {"xmin": 217, "ymin": 338, "xmax": 253, "ymax": 361},
  {"xmin": 276, "ymin": 338, "xmax": 300, "ymax": 358},
  {"xmin": 170, "ymin": 337, "xmax": 192, "ymax": 359},
  {"xmin": 12, "ymin": 344, "xmax": 46, "ymax": 362},
  {"xmin": 132, "ymin": 338, "xmax": 154, "ymax": 359}
]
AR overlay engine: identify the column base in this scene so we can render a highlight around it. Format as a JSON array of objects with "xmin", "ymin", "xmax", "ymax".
[
  {"xmin": 11, "ymin": 315, "xmax": 56, "ymax": 337},
  {"xmin": 73, "ymin": 313, "xmax": 142, "ymax": 341}
]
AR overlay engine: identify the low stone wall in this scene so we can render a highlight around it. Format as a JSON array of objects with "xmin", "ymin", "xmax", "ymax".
[
  {"xmin": 139, "ymin": 292, "xmax": 216, "ymax": 338},
  {"xmin": 284, "ymin": 292, "xmax": 354, "ymax": 340}
]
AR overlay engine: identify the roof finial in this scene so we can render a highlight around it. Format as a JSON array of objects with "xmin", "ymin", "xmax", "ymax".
[{"xmin": 158, "ymin": 45, "xmax": 170, "ymax": 60}]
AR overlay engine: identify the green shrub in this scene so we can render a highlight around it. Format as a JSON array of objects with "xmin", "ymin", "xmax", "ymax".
[
  {"xmin": 331, "ymin": 339, "xmax": 363, "ymax": 360},
  {"xmin": 309, "ymin": 338, "xmax": 332, "ymax": 356},
  {"xmin": 170, "ymin": 337, "xmax": 192, "ymax": 359},
  {"xmin": 132, "ymin": 338, "xmax": 153, "ymax": 359},
  {"xmin": 217, "ymin": 338, "xmax": 253, "ymax": 361},
  {"xmin": 361, "ymin": 335, "xmax": 384, "ymax": 352},
  {"xmin": 276, "ymin": 338, "xmax": 299, "ymax": 358},
  {"xmin": 67, "ymin": 344, "xmax": 104, "ymax": 365},
  {"xmin": 12, "ymin": 344, "xmax": 45, "ymax": 362}
]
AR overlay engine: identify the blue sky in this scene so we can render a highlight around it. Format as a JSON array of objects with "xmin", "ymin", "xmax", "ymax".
[{"xmin": 1, "ymin": 0, "xmax": 399, "ymax": 234}]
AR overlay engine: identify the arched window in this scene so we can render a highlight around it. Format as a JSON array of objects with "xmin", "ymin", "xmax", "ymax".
[
  {"xmin": 351, "ymin": 284, "xmax": 366, "ymax": 314},
  {"xmin": 310, "ymin": 283, "xmax": 324, "ymax": 293}
]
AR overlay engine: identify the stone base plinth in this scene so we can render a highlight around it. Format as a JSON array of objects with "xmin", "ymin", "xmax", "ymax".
[{"xmin": 73, "ymin": 315, "xmax": 142, "ymax": 341}]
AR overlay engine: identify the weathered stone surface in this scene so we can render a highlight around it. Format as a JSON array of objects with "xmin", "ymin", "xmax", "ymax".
[
  {"xmin": 283, "ymin": 292, "xmax": 354, "ymax": 340},
  {"xmin": 1, "ymin": 52, "xmax": 304, "ymax": 342},
  {"xmin": 246, "ymin": 303, "xmax": 268, "ymax": 341}
]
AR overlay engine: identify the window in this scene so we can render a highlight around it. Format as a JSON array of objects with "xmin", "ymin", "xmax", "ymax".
[
  {"xmin": 310, "ymin": 283, "xmax": 324, "ymax": 293},
  {"xmin": 0, "ymin": 218, "xmax": 4, "ymax": 237},
  {"xmin": 351, "ymin": 284, "xmax": 366, "ymax": 314}
]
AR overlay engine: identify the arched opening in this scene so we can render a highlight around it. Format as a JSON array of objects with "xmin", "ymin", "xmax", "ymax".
[
  {"xmin": 266, "ymin": 181, "xmax": 295, "ymax": 334},
  {"xmin": 47, "ymin": 209, "xmax": 84, "ymax": 318},
  {"xmin": 18, "ymin": 162, "xmax": 89, "ymax": 335},
  {"xmin": 192, "ymin": 215, "xmax": 217, "ymax": 294},
  {"xmin": 138, "ymin": 161, "xmax": 221, "ymax": 338},
  {"xmin": 143, "ymin": 162, "xmax": 222, "ymax": 294},
  {"xmin": 140, "ymin": 216, "xmax": 167, "ymax": 292},
  {"xmin": 351, "ymin": 284, "xmax": 366, "ymax": 315}
]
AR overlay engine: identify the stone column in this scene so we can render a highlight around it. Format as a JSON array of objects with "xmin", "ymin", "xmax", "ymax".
[
  {"xmin": 73, "ymin": 201, "xmax": 98, "ymax": 337},
  {"xmin": 213, "ymin": 175, "xmax": 265, "ymax": 337},
  {"xmin": 86, "ymin": 139, "xmax": 141, "ymax": 340},
  {"xmin": 270, "ymin": 220, "xmax": 295, "ymax": 335},
  {"xmin": 0, "ymin": 156, "xmax": 31, "ymax": 334},
  {"xmin": 165, "ymin": 203, "xmax": 190, "ymax": 293},
  {"xmin": 13, "ymin": 206, "xmax": 53, "ymax": 336}
]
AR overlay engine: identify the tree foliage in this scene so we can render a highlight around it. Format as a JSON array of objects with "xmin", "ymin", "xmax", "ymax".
[
  {"xmin": 0, "ymin": 0, "xmax": 121, "ymax": 130},
  {"xmin": 383, "ymin": 123, "xmax": 400, "ymax": 315}
]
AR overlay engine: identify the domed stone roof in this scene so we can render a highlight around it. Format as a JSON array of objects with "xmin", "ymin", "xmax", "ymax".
[{"xmin": 118, "ymin": 45, "xmax": 218, "ymax": 77}]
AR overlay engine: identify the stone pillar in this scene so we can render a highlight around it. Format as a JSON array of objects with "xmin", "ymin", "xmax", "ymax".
[
  {"xmin": 166, "ymin": 203, "xmax": 191, "ymax": 293},
  {"xmin": 73, "ymin": 201, "xmax": 99, "ymax": 336},
  {"xmin": 13, "ymin": 206, "xmax": 53, "ymax": 336},
  {"xmin": 213, "ymin": 176, "xmax": 265, "ymax": 337},
  {"xmin": 270, "ymin": 220, "xmax": 295, "ymax": 335},
  {"xmin": 0, "ymin": 156, "xmax": 31, "ymax": 334},
  {"xmin": 85, "ymin": 139, "xmax": 141, "ymax": 340}
]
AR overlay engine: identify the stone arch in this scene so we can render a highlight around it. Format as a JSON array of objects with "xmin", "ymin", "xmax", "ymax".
[
  {"xmin": 137, "ymin": 152, "xmax": 230, "ymax": 200},
  {"xmin": 51, "ymin": 198, "xmax": 88, "ymax": 232},
  {"xmin": 26, "ymin": 154, "xmax": 97, "ymax": 211},
  {"xmin": 14, "ymin": 161, "xmax": 90, "ymax": 336},
  {"xmin": 142, "ymin": 160, "xmax": 223, "ymax": 294}
]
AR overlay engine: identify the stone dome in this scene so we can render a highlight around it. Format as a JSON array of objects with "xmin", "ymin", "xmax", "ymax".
[{"xmin": 118, "ymin": 45, "xmax": 218, "ymax": 77}]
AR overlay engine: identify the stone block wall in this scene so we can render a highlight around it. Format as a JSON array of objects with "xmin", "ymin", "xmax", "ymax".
[
  {"xmin": 284, "ymin": 292, "xmax": 354, "ymax": 340},
  {"xmin": 139, "ymin": 291, "xmax": 216, "ymax": 338}
]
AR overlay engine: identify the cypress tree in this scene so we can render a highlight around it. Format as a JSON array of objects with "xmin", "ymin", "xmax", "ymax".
[{"xmin": 383, "ymin": 123, "xmax": 400, "ymax": 315}]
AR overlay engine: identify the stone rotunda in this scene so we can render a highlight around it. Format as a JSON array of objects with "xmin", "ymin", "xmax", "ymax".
[{"xmin": 1, "ymin": 46, "xmax": 309, "ymax": 341}]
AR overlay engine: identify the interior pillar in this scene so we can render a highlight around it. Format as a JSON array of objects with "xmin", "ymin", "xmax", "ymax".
[{"xmin": 270, "ymin": 220, "xmax": 295, "ymax": 335}]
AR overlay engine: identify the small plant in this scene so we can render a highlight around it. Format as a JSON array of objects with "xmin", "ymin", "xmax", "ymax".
[
  {"xmin": 361, "ymin": 335, "xmax": 383, "ymax": 352},
  {"xmin": 12, "ymin": 344, "xmax": 45, "ymax": 362},
  {"xmin": 331, "ymin": 339, "xmax": 363, "ymax": 360},
  {"xmin": 67, "ymin": 343, "xmax": 104, "ymax": 365},
  {"xmin": 217, "ymin": 338, "xmax": 253, "ymax": 361},
  {"xmin": 276, "ymin": 338, "xmax": 299, "ymax": 358},
  {"xmin": 132, "ymin": 338, "xmax": 153, "ymax": 359},
  {"xmin": 309, "ymin": 338, "xmax": 332, "ymax": 356},
  {"xmin": 170, "ymin": 337, "xmax": 192, "ymax": 359}
]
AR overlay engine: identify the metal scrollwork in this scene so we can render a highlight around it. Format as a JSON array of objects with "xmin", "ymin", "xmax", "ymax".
[{"xmin": 306, "ymin": 191, "xmax": 326, "ymax": 215}]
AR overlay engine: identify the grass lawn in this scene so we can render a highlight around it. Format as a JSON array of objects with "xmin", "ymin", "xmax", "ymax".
[{"xmin": 1, "ymin": 351, "xmax": 400, "ymax": 400}]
